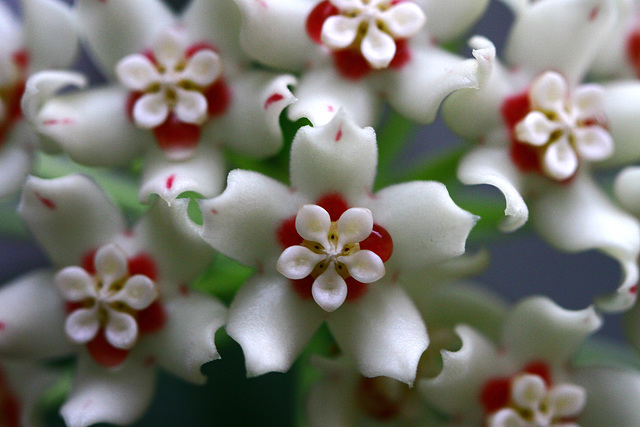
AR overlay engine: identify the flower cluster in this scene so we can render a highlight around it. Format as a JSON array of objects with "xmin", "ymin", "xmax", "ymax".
[{"xmin": 1, "ymin": 0, "xmax": 640, "ymax": 426}]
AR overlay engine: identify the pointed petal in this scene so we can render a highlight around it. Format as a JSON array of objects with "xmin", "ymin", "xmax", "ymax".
[
  {"xmin": 23, "ymin": 0, "xmax": 79, "ymax": 71},
  {"xmin": 0, "ymin": 269, "xmax": 72, "ymax": 358},
  {"xmin": 419, "ymin": 324, "xmax": 499, "ymax": 415},
  {"xmin": 290, "ymin": 111, "xmax": 377, "ymax": 200},
  {"xmin": 65, "ymin": 307, "xmax": 100, "ymax": 344},
  {"xmin": 420, "ymin": 0, "xmax": 489, "ymax": 42},
  {"xmin": 200, "ymin": 170, "xmax": 301, "ymax": 269},
  {"xmin": 19, "ymin": 175, "xmax": 125, "ymax": 267},
  {"xmin": 181, "ymin": 0, "xmax": 243, "ymax": 58},
  {"xmin": 614, "ymin": 166, "xmax": 640, "ymax": 217},
  {"xmin": 361, "ymin": 23, "xmax": 397, "ymax": 69},
  {"xmin": 277, "ymin": 245, "xmax": 324, "ymax": 280},
  {"xmin": 226, "ymin": 275, "xmax": 324, "ymax": 376},
  {"xmin": 211, "ymin": 70, "xmax": 296, "ymax": 158},
  {"xmin": 530, "ymin": 174, "xmax": 640, "ymax": 312},
  {"xmin": 321, "ymin": 15, "xmax": 360, "ymax": 50},
  {"xmin": 24, "ymin": 73, "xmax": 147, "ymax": 166},
  {"xmin": 341, "ymin": 250, "xmax": 384, "ymax": 284},
  {"xmin": 0, "ymin": 123, "xmax": 35, "ymax": 198},
  {"xmin": 233, "ymin": 0, "xmax": 316, "ymax": 71},
  {"xmin": 376, "ymin": 44, "xmax": 480, "ymax": 124},
  {"xmin": 295, "ymin": 204, "xmax": 331, "ymax": 244},
  {"xmin": 105, "ymin": 309, "xmax": 138, "ymax": 349},
  {"xmin": 327, "ymin": 282, "xmax": 428, "ymax": 384},
  {"xmin": 182, "ymin": 50, "xmax": 221, "ymax": 87},
  {"xmin": 75, "ymin": 0, "xmax": 174, "ymax": 75},
  {"xmin": 134, "ymin": 92, "xmax": 170, "ymax": 129},
  {"xmin": 61, "ymin": 353, "xmax": 156, "ymax": 427},
  {"xmin": 363, "ymin": 181, "xmax": 477, "ymax": 274},
  {"xmin": 312, "ymin": 267, "xmax": 348, "ymax": 312},
  {"xmin": 287, "ymin": 66, "xmax": 381, "ymax": 127},
  {"xmin": 504, "ymin": 0, "xmax": 617, "ymax": 85},
  {"xmin": 458, "ymin": 146, "xmax": 529, "ymax": 232},
  {"xmin": 502, "ymin": 297, "xmax": 602, "ymax": 366},
  {"xmin": 543, "ymin": 137, "xmax": 579, "ymax": 181},
  {"xmin": 140, "ymin": 291, "xmax": 227, "ymax": 384},
  {"xmin": 573, "ymin": 126, "xmax": 614, "ymax": 161},
  {"xmin": 115, "ymin": 54, "xmax": 159, "ymax": 91}
]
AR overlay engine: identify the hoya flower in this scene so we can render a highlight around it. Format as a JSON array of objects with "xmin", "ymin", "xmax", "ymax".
[
  {"xmin": 22, "ymin": 0, "xmax": 296, "ymax": 203},
  {"xmin": 420, "ymin": 296, "xmax": 640, "ymax": 426},
  {"xmin": 440, "ymin": 0, "xmax": 640, "ymax": 311},
  {"xmin": 231, "ymin": 0, "xmax": 489, "ymax": 126},
  {"xmin": 0, "ymin": 174, "xmax": 226, "ymax": 426},
  {"xmin": 199, "ymin": 111, "xmax": 477, "ymax": 384},
  {"xmin": 0, "ymin": 0, "xmax": 77, "ymax": 198}
]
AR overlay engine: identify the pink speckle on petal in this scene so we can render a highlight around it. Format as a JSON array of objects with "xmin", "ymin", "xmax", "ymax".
[
  {"xmin": 144, "ymin": 356, "xmax": 156, "ymax": 367},
  {"xmin": 35, "ymin": 192, "xmax": 56, "ymax": 209},
  {"xmin": 165, "ymin": 174, "xmax": 176, "ymax": 190},
  {"xmin": 0, "ymin": 322, "xmax": 6, "ymax": 331},
  {"xmin": 179, "ymin": 284, "xmax": 190, "ymax": 296},
  {"xmin": 82, "ymin": 399, "xmax": 93, "ymax": 410},
  {"xmin": 42, "ymin": 118, "xmax": 74, "ymax": 126},
  {"xmin": 335, "ymin": 127, "xmax": 343, "ymax": 142},
  {"xmin": 264, "ymin": 93, "xmax": 284, "ymax": 109},
  {"xmin": 630, "ymin": 285, "xmax": 638, "ymax": 295},
  {"xmin": 210, "ymin": 208, "xmax": 218, "ymax": 214},
  {"xmin": 589, "ymin": 6, "xmax": 599, "ymax": 21},
  {"xmin": 256, "ymin": 0, "xmax": 267, "ymax": 7},
  {"xmin": 327, "ymin": 105, "xmax": 335, "ymax": 112}
]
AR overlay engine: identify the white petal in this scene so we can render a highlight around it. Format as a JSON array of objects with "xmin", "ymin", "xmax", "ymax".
[
  {"xmin": 175, "ymin": 88, "xmax": 208, "ymax": 125},
  {"xmin": 23, "ymin": 0, "xmax": 79, "ymax": 72},
  {"xmin": 312, "ymin": 266, "xmax": 348, "ymax": 312},
  {"xmin": 61, "ymin": 353, "xmax": 156, "ymax": 427},
  {"xmin": 531, "ymin": 174, "xmax": 640, "ymax": 312},
  {"xmin": 65, "ymin": 307, "xmax": 100, "ymax": 344},
  {"xmin": 75, "ymin": 0, "xmax": 174, "ymax": 75},
  {"xmin": 0, "ymin": 123, "xmax": 35, "ymax": 198},
  {"xmin": 226, "ymin": 275, "xmax": 324, "ymax": 376},
  {"xmin": 529, "ymin": 71, "xmax": 568, "ymax": 113},
  {"xmin": 107, "ymin": 275, "xmax": 157, "ymax": 310},
  {"xmin": 133, "ymin": 92, "xmax": 169, "ymax": 129},
  {"xmin": 200, "ymin": 170, "xmax": 302, "ymax": 269},
  {"xmin": 19, "ymin": 175, "xmax": 126, "ymax": 267},
  {"xmin": 515, "ymin": 111, "xmax": 559, "ymax": 146},
  {"xmin": 140, "ymin": 291, "xmax": 227, "ymax": 384},
  {"xmin": 341, "ymin": 250, "xmax": 384, "ymax": 283},
  {"xmin": 361, "ymin": 23, "xmax": 397, "ymax": 69},
  {"xmin": 105, "ymin": 308, "xmax": 138, "ymax": 350},
  {"xmin": 277, "ymin": 245, "xmax": 325, "ymax": 280},
  {"xmin": 116, "ymin": 54, "xmax": 159, "ymax": 91},
  {"xmin": 502, "ymin": 297, "xmax": 602, "ymax": 367},
  {"xmin": 614, "ymin": 166, "xmax": 640, "ymax": 217},
  {"xmin": 573, "ymin": 126, "xmax": 614, "ymax": 161},
  {"xmin": 336, "ymin": 207, "xmax": 373, "ymax": 246},
  {"xmin": 330, "ymin": 0, "xmax": 362, "ymax": 9},
  {"xmin": 321, "ymin": 15, "xmax": 361, "ymax": 50},
  {"xmin": 328, "ymin": 282, "xmax": 428, "ymax": 385},
  {"xmin": 548, "ymin": 383, "xmax": 586, "ymax": 418},
  {"xmin": 380, "ymin": 2, "xmax": 425, "ymax": 38},
  {"xmin": 152, "ymin": 28, "xmax": 187, "ymax": 70},
  {"xmin": 601, "ymin": 81, "xmax": 640, "ymax": 166},
  {"xmin": 511, "ymin": 374, "xmax": 546, "ymax": 410},
  {"xmin": 94, "ymin": 244, "xmax": 128, "ymax": 285},
  {"xmin": 420, "ymin": 0, "xmax": 489, "ymax": 42},
  {"xmin": 504, "ymin": 0, "xmax": 617, "ymax": 84},
  {"xmin": 543, "ymin": 137, "xmax": 578, "ymax": 181},
  {"xmin": 182, "ymin": 49, "xmax": 221, "ymax": 87},
  {"xmin": 181, "ymin": 0, "xmax": 242, "ymax": 58},
  {"xmin": 0, "ymin": 270, "xmax": 72, "ymax": 358},
  {"xmin": 290, "ymin": 111, "xmax": 377, "ymax": 200},
  {"xmin": 572, "ymin": 84, "xmax": 605, "ymax": 121},
  {"xmin": 295, "ymin": 204, "xmax": 331, "ymax": 245},
  {"xmin": 487, "ymin": 408, "xmax": 524, "ymax": 427},
  {"xmin": 55, "ymin": 266, "xmax": 97, "ymax": 302}
]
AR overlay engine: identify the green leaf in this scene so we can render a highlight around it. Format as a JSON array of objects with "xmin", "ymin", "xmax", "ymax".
[{"xmin": 191, "ymin": 254, "xmax": 254, "ymax": 302}]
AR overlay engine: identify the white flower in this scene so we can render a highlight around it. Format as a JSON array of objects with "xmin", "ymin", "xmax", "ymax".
[{"xmin": 200, "ymin": 111, "xmax": 476, "ymax": 383}]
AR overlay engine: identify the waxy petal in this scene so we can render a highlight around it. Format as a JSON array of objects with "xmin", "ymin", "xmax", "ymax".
[
  {"xmin": 55, "ymin": 266, "xmax": 97, "ymax": 302},
  {"xmin": 501, "ymin": 297, "xmax": 602, "ymax": 367},
  {"xmin": 61, "ymin": 353, "xmax": 156, "ymax": 427},
  {"xmin": 134, "ymin": 92, "xmax": 169, "ymax": 129},
  {"xmin": 543, "ymin": 137, "xmax": 579, "ymax": 181},
  {"xmin": 19, "ymin": 175, "xmax": 125, "ymax": 267},
  {"xmin": 529, "ymin": 71, "xmax": 568, "ymax": 113},
  {"xmin": 312, "ymin": 266, "xmax": 348, "ymax": 312},
  {"xmin": 65, "ymin": 307, "xmax": 100, "ymax": 344},
  {"xmin": 174, "ymin": 89, "xmax": 208, "ymax": 125},
  {"xmin": 277, "ymin": 245, "xmax": 325, "ymax": 280},
  {"xmin": 360, "ymin": 23, "xmax": 397, "ymax": 69},
  {"xmin": 201, "ymin": 170, "xmax": 303, "ymax": 269},
  {"xmin": 327, "ymin": 282, "xmax": 428, "ymax": 384},
  {"xmin": 572, "ymin": 84, "xmax": 606, "ymax": 120},
  {"xmin": 94, "ymin": 243, "xmax": 128, "ymax": 285},
  {"xmin": 380, "ymin": 2, "xmax": 425, "ymax": 39},
  {"xmin": 321, "ymin": 15, "xmax": 360, "ymax": 49},
  {"xmin": 420, "ymin": 0, "xmax": 489, "ymax": 42},
  {"xmin": 182, "ymin": 50, "xmax": 222, "ymax": 87},
  {"xmin": 290, "ymin": 112, "xmax": 378, "ymax": 201},
  {"xmin": 295, "ymin": 204, "xmax": 332, "ymax": 245},
  {"xmin": 341, "ymin": 250, "xmax": 384, "ymax": 283},
  {"xmin": 75, "ymin": 0, "xmax": 174, "ymax": 75},
  {"xmin": 152, "ymin": 28, "xmax": 186, "ymax": 70},
  {"xmin": 511, "ymin": 374, "xmax": 546, "ymax": 410},
  {"xmin": 515, "ymin": 111, "xmax": 560, "ymax": 146},
  {"xmin": 107, "ymin": 275, "xmax": 157, "ymax": 310},
  {"xmin": 530, "ymin": 174, "xmax": 640, "ymax": 312},
  {"xmin": 0, "ymin": 123, "xmax": 35, "ymax": 198},
  {"xmin": 140, "ymin": 291, "xmax": 227, "ymax": 384},
  {"xmin": 226, "ymin": 275, "xmax": 324, "ymax": 376},
  {"xmin": 116, "ymin": 54, "xmax": 159, "ymax": 91},
  {"xmin": 104, "ymin": 308, "xmax": 138, "ymax": 350},
  {"xmin": 548, "ymin": 383, "xmax": 587, "ymax": 418},
  {"xmin": 573, "ymin": 126, "xmax": 614, "ymax": 161},
  {"xmin": 337, "ymin": 207, "xmax": 373, "ymax": 246}
]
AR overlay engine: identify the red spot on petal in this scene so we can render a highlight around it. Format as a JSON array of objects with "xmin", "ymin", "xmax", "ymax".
[
  {"xmin": 128, "ymin": 254, "xmax": 158, "ymax": 281},
  {"xmin": 123, "ymin": 229, "xmax": 134, "ymax": 237},
  {"xmin": 11, "ymin": 50, "xmax": 29, "ymax": 71},
  {"xmin": 65, "ymin": 301, "xmax": 84, "ymax": 314},
  {"xmin": 205, "ymin": 79, "xmax": 231, "ymax": 118},
  {"xmin": 306, "ymin": 1, "xmax": 339, "ymax": 44},
  {"xmin": 360, "ymin": 224, "xmax": 393, "ymax": 262},
  {"xmin": 335, "ymin": 127, "xmax": 343, "ymax": 142},
  {"xmin": 144, "ymin": 356, "xmax": 156, "ymax": 367},
  {"xmin": 480, "ymin": 377, "xmax": 511, "ymax": 413},
  {"xmin": 333, "ymin": 49, "xmax": 372, "ymax": 80},
  {"xmin": 589, "ymin": 6, "xmax": 599, "ymax": 21},
  {"xmin": 523, "ymin": 360, "xmax": 552, "ymax": 386},
  {"xmin": 210, "ymin": 208, "xmax": 218, "ymax": 214},
  {"xmin": 315, "ymin": 193, "xmax": 349, "ymax": 221},
  {"xmin": 179, "ymin": 283, "xmax": 190, "ymax": 296},
  {"xmin": 264, "ymin": 92, "xmax": 284, "ymax": 110},
  {"xmin": 277, "ymin": 216, "xmax": 301, "ymax": 248},
  {"xmin": 510, "ymin": 139, "xmax": 541, "ymax": 173},
  {"xmin": 87, "ymin": 330, "xmax": 130, "ymax": 368},
  {"xmin": 153, "ymin": 114, "xmax": 201, "ymax": 154},
  {"xmin": 42, "ymin": 118, "xmax": 74, "ymax": 126},
  {"xmin": 630, "ymin": 285, "xmax": 638, "ymax": 294},
  {"xmin": 137, "ymin": 301, "xmax": 167, "ymax": 334},
  {"xmin": 327, "ymin": 105, "xmax": 334, "ymax": 112},
  {"xmin": 355, "ymin": 377, "xmax": 402, "ymax": 420},
  {"xmin": 125, "ymin": 92, "xmax": 143, "ymax": 122},
  {"xmin": 34, "ymin": 192, "xmax": 56, "ymax": 210},
  {"xmin": 165, "ymin": 174, "xmax": 176, "ymax": 190},
  {"xmin": 0, "ymin": 322, "xmax": 5, "ymax": 331}
]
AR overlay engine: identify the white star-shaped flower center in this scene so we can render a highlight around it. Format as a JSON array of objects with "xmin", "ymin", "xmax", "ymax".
[
  {"xmin": 321, "ymin": 0, "xmax": 425, "ymax": 69},
  {"xmin": 514, "ymin": 71, "xmax": 614, "ymax": 181},
  {"xmin": 487, "ymin": 374, "xmax": 586, "ymax": 427},
  {"xmin": 54, "ymin": 243, "xmax": 159, "ymax": 350},
  {"xmin": 116, "ymin": 28, "xmax": 222, "ymax": 129},
  {"xmin": 277, "ymin": 204, "xmax": 385, "ymax": 312}
]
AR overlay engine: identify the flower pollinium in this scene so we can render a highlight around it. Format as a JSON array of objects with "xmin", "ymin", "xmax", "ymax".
[
  {"xmin": 116, "ymin": 28, "xmax": 230, "ymax": 155},
  {"xmin": 54, "ymin": 244, "xmax": 166, "ymax": 367},
  {"xmin": 503, "ymin": 71, "xmax": 613, "ymax": 182},
  {"xmin": 306, "ymin": 0, "xmax": 425, "ymax": 79},
  {"xmin": 481, "ymin": 362, "xmax": 586, "ymax": 427},
  {"xmin": 277, "ymin": 194, "xmax": 392, "ymax": 312},
  {"xmin": 0, "ymin": 48, "xmax": 28, "ymax": 146}
]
